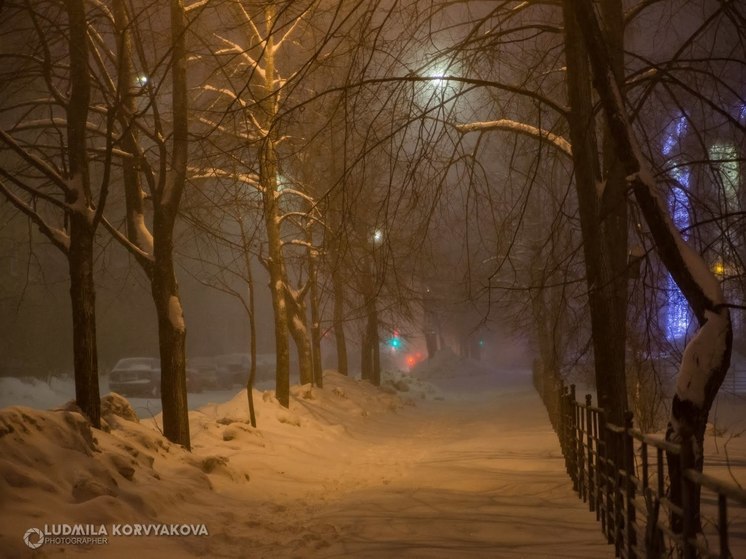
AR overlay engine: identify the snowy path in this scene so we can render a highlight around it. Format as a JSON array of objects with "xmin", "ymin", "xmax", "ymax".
[
  {"xmin": 309, "ymin": 388, "xmax": 614, "ymax": 558},
  {"xmin": 194, "ymin": 376, "xmax": 615, "ymax": 558}
]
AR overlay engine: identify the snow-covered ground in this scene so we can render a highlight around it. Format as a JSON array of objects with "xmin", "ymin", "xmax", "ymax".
[{"xmin": 0, "ymin": 350, "xmax": 743, "ymax": 557}]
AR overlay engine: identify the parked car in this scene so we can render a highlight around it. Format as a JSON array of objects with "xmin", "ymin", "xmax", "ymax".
[
  {"xmin": 254, "ymin": 353, "xmax": 277, "ymax": 382},
  {"xmin": 109, "ymin": 357, "xmax": 202, "ymax": 397},
  {"xmin": 109, "ymin": 357, "xmax": 160, "ymax": 397},
  {"xmin": 189, "ymin": 357, "xmax": 220, "ymax": 390},
  {"xmin": 215, "ymin": 353, "xmax": 251, "ymax": 388}
]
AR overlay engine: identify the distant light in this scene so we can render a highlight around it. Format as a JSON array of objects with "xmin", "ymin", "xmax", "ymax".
[
  {"xmin": 662, "ymin": 114, "xmax": 687, "ymax": 156},
  {"xmin": 372, "ymin": 229, "xmax": 384, "ymax": 245},
  {"xmin": 135, "ymin": 74, "xmax": 149, "ymax": 87},
  {"xmin": 713, "ymin": 261, "xmax": 726, "ymax": 277},
  {"xmin": 388, "ymin": 331, "xmax": 402, "ymax": 350}
]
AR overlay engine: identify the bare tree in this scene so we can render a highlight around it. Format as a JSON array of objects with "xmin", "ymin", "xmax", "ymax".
[
  {"xmin": 101, "ymin": 0, "xmax": 192, "ymax": 447},
  {"xmin": 0, "ymin": 0, "xmax": 108, "ymax": 427},
  {"xmin": 570, "ymin": 0, "xmax": 740, "ymax": 531}
]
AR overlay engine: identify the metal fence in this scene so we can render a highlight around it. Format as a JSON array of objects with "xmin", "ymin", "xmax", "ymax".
[{"xmin": 532, "ymin": 362, "xmax": 746, "ymax": 558}]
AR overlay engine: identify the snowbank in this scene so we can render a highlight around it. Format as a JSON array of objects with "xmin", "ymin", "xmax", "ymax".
[{"xmin": 0, "ymin": 372, "xmax": 409, "ymax": 557}]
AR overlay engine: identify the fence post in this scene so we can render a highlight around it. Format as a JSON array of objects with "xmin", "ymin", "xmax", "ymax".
[
  {"xmin": 583, "ymin": 394, "xmax": 593, "ymax": 506},
  {"xmin": 569, "ymin": 384, "xmax": 578, "ymax": 490},
  {"xmin": 600, "ymin": 409, "xmax": 613, "ymax": 543},
  {"xmin": 624, "ymin": 411, "xmax": 637, "ymax": 559},
  {"xmin": 561, "ymin": 383, "xmax": 570, "ymax": 474},
  {"xmin": 680, "ymin": 434, "xmax": 697, "ymax": 559}
]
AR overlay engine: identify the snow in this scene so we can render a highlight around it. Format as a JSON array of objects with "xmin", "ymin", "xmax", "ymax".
[
  {"xmin": 131, "ymin": 213, "xmax": 154, "ymax": 255},
  {"xmin": 0, "ymin": 357, "xmax": 743, "ymax": 557},
  {"xmin": 455, "ymin": 119, "xmax": 572, "ymax": 158},
  {"xmin": 168, "ymin": 296, "xmax": 186, "ymax": 333},
  {"xmin": 676, "ymin": 309, "xmax": 730, "ymax": 406}
]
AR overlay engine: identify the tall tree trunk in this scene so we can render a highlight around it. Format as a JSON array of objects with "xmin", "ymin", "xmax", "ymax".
[
  {"xmin": 68, "ymin": 218, "xmax": 101, "ymax": 429},
  {"xmin": 361, "ymin": 261, "xmax": 381, "ymax": 386},
  {"xmin": 113, "ymin": 0, "xmax": 152, "ymax": 255},
  {"xmin": 569, "ymin": 0, "xmax": 733, "ymax": 532},
  {"xmin": 360, "ymin": 326, "xmax": 372, "ymax": 381},
  {"xmin": 307, "ymin": 243, "xmax": 324, "ymax": 387},
  {"xmin": 598, "ymin": 0, "xmax": 630, "ymax": 426},
  {"xmin": 257, "ymin": 4, "xmax": 291, "ymax": 407},
  {"xmin": 331, "ymin": 244, "xmax": 349, "ymax": 375},
  {"xmin": 327, "ymin": 112, "xmax": 349, "ymax": 377},
  {"xmin": 562, "ymin": 2, "xmax": 628, "ymax": 426},
  {"xmin": 150, "ymin": 0, "xmax": 191, "ymax": 449},
  {"xmin": 261, "ymin": 140, "xmax": 291, "ymax": 407},
  {"xmin": 151, "ymin": 243, "xmax": 190, "ymax": 448},
  {"xmin": 66, "ymin": 0, "xmax": 100, "ymax": 428},
  {"xmin": 239, "ymin": 223, "xmax": 257, "ymax": 427}
]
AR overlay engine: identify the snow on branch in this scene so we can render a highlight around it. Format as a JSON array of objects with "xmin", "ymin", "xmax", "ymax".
[
  {"xmin": 281, "ymin": 238, "xmax": 314, "ymax": 250},
  {"xmin": 278, "ymin": 211, "xmax": 326, "ymax": 228},
  {"xmin": 455, "ymin": 119, "xmax": 572, "ymax": 158},
  {"xmin": 188, "ymin": 167, "xmax": 260, "ymax": 189},
  {"xmin": 274, "ymin": 4, "xmax": 313, "ymax": 51},
  {"xmin": 275, "ymin": 187, "xmax": 316, "ymax": 204},
  {"xmin": 185, "ymin": 0, "xmax": 210, "ymax": 12},
  {"xmin": 232, "ymin": 1, "xmax": 264, "ymax": 45},
  {"xmin": 100, "ymin": 216, "xmax": 154, "ymax": 267},
  {"xmin": 212, "ymin": 35, "xmax": 266, "ymax": 82},
  {"xmin": 168, "ymin": 295, "xmax": 186, "ymax": 333},
  {"xmin": 676, "ymin": 310, "xmax": 729, "ymax": 407}
]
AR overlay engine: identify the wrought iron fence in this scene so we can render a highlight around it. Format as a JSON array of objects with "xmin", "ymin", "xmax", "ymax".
[{"xmin": 532, "ymin": 361, "xmax": 746, "ymax": 558}]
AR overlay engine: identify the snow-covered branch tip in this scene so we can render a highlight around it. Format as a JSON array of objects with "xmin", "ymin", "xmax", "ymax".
[
  {"xmin": 455, "ymin": 119, "xmax": 572, "ymax": 159},
  {"xmin": 187, "ymin": 167, "xmax": 260, "ymax": 189}
]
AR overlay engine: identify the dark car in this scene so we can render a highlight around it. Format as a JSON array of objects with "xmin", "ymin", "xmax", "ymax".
[
  {"xmin": 109, "ymin": 357, "xmax": 202, "ymax": 397},
  {"xmin": 215, "ymin": 353, "xmax": 251, "ymax": 388},
  {"xmin": 189, "ymin": 357, "xmax": 220, "ymax": 390},
  {"xmin": 109, "ymin": 357, "xmax": 160, "ymax": 397}
]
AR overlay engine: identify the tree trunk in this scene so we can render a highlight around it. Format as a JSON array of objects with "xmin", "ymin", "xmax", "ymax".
[
  {"xmin": 241, "ymin": 226, "xmax": 257, "ymax": 427},
  {"xmin": 331, "ymin": 251, "xmax": 349, "ymax": 375},
  {"xmin": 68, "ymin": 217, "xmax": 101, "ymax": 429},
  {"xmin": 598, "ymin": 0, "xmax": 629, "ymax": 425},
  {"xmin": 151, "ymin": 249, "xmax": 190, "ymax": 448},
  {"xmin": 66, "ymin": 0, "xmax": 100, "ymax": 428},
  {"xmin": 562, "ymin": 2, "xmax": 628, "ymax": 426},
  {"xmin": 147, "ymin": 0, "xmax": 191, "ymax": 449},
  {"xmin": 261, "ymin": 139, "xmax": 291, "ymax": 407},
  {"xmin": 365, "ymin": 291, "xmax": 381, "ymax": 386},
  {"xmin": 286, "ymin": 290, "xmax": 314, "ymax": 386},
  {"xmin": 307, "ymin": 244, "xmax": 324, "ymax": 387},
  {"xmin": 359, "ymin": 257, "xmax": 380, "ymax": 385},
  {"xmin": 113, "ymin": 0, "xmax": 155, "ymax": 273}
]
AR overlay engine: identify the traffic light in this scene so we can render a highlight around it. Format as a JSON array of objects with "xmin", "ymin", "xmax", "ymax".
[{"xmin": 388, "ymin": 330, "xmax": 402, "ymax": 350}]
